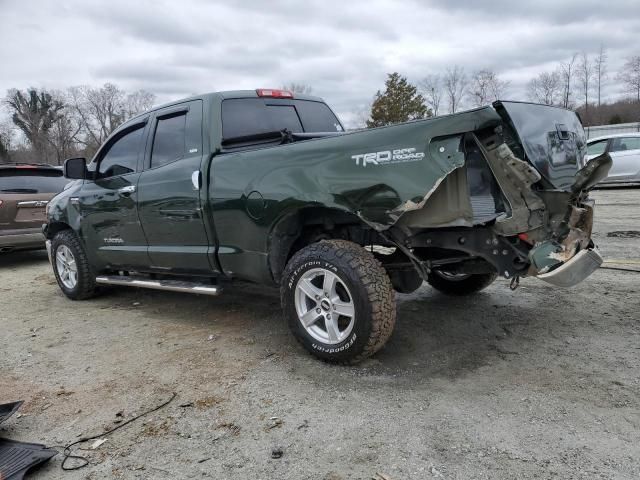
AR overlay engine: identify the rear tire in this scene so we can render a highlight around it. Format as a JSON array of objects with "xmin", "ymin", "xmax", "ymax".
[
  {"xmin": 51, "ymin": 230, "xmax": 98, "ymax": 300},
  {"xmin": 281, "ymin": 240, "xmax": 396, "ymax": 364},
  {"xmin": 427, "ymin": 271, "xmax": 497, "ymax": 296}
]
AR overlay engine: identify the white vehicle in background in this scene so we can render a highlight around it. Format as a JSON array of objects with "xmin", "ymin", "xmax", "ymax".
[{"xmin": 586, "ymin": 133, "xmax": 640, "ymax": 185}]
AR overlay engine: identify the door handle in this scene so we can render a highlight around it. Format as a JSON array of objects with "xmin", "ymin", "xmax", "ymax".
[
  {"xmin": 118, "ymin": 185, "xmax": 136, "ymax": 196},
  {"xmin": 191, "ymin": 170, "xmax": 201, "ymax": 190}
]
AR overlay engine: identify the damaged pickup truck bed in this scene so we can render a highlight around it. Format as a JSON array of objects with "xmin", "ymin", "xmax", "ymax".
[{"xmin": 45, "ymin": 90, "xmax": 611, "ymax": 363}]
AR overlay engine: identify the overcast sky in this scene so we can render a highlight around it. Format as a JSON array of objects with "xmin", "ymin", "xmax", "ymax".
[{"xmin": 1, "ymin": 0, "xmax": 638, "ymax": 126}]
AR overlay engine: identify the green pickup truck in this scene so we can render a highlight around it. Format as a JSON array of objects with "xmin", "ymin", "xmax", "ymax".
[{"xmin": 45, "ymin": 89, "xmax": 611, "ymax": 363}]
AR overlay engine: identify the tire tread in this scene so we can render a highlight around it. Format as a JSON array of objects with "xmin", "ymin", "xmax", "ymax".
[
  {"xmin": 52, "ymin": 230, "xmax": 97, "ymax": 300},
  {"xmin": 281, "ymin": 239, "xmax": 396, "ymax": 364}
]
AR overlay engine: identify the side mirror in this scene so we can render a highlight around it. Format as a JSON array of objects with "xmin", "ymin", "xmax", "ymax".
[{"xmin": 63, "ymin": 157, "xmax": 87, "ymax": 179}]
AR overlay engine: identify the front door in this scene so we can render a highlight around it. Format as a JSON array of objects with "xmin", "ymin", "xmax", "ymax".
[
  {"xmin": 137, "ymin": 100, "xmax": 214, "ymax": 272},
  {"xmin": 78, "ymin": 120, "xmax": 149, "ymax": 268},
  {"xmin": 607, "ymin": 136, "xmax": 640, "ymax": 181}
]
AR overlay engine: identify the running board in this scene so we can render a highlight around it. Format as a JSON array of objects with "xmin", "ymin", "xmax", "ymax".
[{"xmin": 95, "ymin": 275, "xmax": 222, "ymax": 296}]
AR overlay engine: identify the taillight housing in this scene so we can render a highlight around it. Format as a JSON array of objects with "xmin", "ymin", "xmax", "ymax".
[{"xmin": 256, "ymin": 89, "xmax": 294, "ymax": 99}]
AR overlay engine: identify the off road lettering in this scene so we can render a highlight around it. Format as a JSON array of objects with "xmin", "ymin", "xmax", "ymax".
[{"xmin": 352, "ymin": 147, "xmax": 425, "ymax": 167}]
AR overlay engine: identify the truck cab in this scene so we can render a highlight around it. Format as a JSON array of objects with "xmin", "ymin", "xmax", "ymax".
[{"xmin": 47, "ymin": 90, "xmax": 343, "ymax": 276}]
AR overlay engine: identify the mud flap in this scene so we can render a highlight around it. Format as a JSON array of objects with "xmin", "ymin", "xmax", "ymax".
[
  {"xmin": 0, "ymin": 402, "xmax": 23, "ymax": 425},
  {"xmin": 0, "ymin": 439, "xmax": 57, "ymax": 479},
  {"xmin": 0, "ymin": 401, "xmax": 58, "ymax": 478}
]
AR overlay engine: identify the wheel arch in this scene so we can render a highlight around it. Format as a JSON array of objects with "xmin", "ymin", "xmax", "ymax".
[
  {"xmin": 45, "ymin": 221, "xmax": 73, "ymax": 240},
  {"xmin": 267, "ymin": 206, "xmax": 369, "ymax": 284}
]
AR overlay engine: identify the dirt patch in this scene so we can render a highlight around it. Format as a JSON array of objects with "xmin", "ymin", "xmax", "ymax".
[
  {"xmin": 194, "ymin": 396, "xmax": 224, "ymax": 409},
  {"xmin": 607, "ymin": 230, "xmax": 640, "ymax": 238},
  {"xmin": 0, "ymin": 189, "xmax": 639, "ymax": 479}
]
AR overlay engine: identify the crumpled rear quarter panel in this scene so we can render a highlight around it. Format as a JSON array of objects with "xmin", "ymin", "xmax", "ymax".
[{"xmin": 209, "ymin": 107, "xmax": 501, "ymax": 281}]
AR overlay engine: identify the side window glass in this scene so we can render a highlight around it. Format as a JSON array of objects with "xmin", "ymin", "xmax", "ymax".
[
  {"xmin": 98, "ymin": 126, "xmax": 144, "ymax": 178},
  {"xmin": 586, "ymin": 140, "xmax": 607, "ymax": 156},
  {"xmin": 623, "ymin": 137, "xmax": 640, "ymax": 150},
  {"xmin": 610, "ymin": 137, "xmax": 640, "ymax": 152},
  {"xmin": 151, "ymin": 113, "xmax": 186, "ymax": 167}
]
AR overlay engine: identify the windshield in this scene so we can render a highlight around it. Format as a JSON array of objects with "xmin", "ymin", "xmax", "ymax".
[
  {"xmin": 497, "ymin": 102, "xmax": 587, "ymax": 189},
  {"xmin": 221, "ymin": 98, "xmax": 343, "ymax": 146},
  {"xmin": 0, "ymin": 168, "xmax": 69, "ymax": 193}
]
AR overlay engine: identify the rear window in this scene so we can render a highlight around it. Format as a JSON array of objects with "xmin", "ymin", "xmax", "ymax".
[
  {"xmin": 221, "ymin": 98, "xmax": 343, "ymax": 142},
  {"xmin": 0, "ymin": 168, "xmax": 68, "ymax": 194}
]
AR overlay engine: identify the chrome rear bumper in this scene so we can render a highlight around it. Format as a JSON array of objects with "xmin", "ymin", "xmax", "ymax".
[{"xmin": 537, "ymin": 248, "xmax": 603, "ymax": 288}]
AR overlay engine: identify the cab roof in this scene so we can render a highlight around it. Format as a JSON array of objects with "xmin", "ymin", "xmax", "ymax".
[{"xmin": 126, "ymin": 89, "xmax": 326, "ymax": 125}]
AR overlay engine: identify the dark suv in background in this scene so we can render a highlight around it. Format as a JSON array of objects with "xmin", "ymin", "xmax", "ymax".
[{"xmin": 0, "ymin": 164, "xmax": 68, "ymax": 253}]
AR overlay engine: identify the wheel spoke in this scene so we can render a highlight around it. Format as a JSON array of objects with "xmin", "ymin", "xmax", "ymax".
[
  {"xmin": 55, "ymin": 245, "xmax": 78, "ymax": 288},
  {"xmin": 333, "ymin": 300, "xmax": 354, "ymax": 318},
  {"xmin": 300, "ymin": 309, "xmax": 321, "ymax": 328},
  {"xmin": 322, "ymin": 271, "xmax": 337, "ymax": 296},
  {"xmin": 324, "ymin": 316, "xmax": 340, "ymax": 342},
  {"xmin": 295, "ymin": 267, "xmax": 356, "ymax": 346},
  {"xmin": 298, "ymin": 278, "xmax": 322, "ymax": 301}
]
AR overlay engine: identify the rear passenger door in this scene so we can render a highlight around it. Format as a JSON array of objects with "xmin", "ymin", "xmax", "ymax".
[{"xmin": 137, "ymin": 100, "xmax": 214, "ymax": 272}]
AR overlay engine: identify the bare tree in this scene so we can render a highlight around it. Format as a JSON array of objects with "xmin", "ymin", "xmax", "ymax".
[
  {"xmin": 281, "ymin": 83, "xmax": 313, "ymax": 95},
  {"xmin": 353, "ymin": 101, "xmax": 373, "ymax": 129},
  {"xmin": 45, "ymin": 91, "xmax": 82, "ymax": 165},
  {"xmin": 68, "ymin": 84, "xmax": 124, "ymax": 150},
  {"xmin": 559, "ymin": 53, "xmax": 578, "ymax": 108},
  {"xmin": 527, "ymin": 71, "xmax": 561, "ymax": 105},
  {"xmin": 577, "ymin": 52, "xmax": 594, "ymax": 119},
  {"xmin": 594, "ymin": 44, "xmax": 607, "ymax": 107},
  {"xmin": 4, "ymin": 88, "xmax": 64, "ymax": 163},
  {"xmin": 419, "ymin": 74, "xmax": 443, "ymax": 116},
  {"xmin": 443, "ymin": 65, "xmax": 467, "ymax": 113},
  {"xmin": 69, "ymin": 83, "xmax": 155, "ymax": 153},
  {"xmin": 0, "ymin": 121, "xmax": 14, "ymax": 163},
  {"xmin": 124, "ymin": 89, "xmax": 155, "ymax": 118},
  {"xmin": 617, "ymin": 55, "xmax": 640, "ymax": 102},
  {"xmin": 469, "ymin": 69, "xmax": 510, "ymax": 107}
]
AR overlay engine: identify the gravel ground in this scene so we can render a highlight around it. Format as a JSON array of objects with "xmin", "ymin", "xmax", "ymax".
[{"xmin": 1, "ymin": 188, "xmax": 639, "ymax": 480}]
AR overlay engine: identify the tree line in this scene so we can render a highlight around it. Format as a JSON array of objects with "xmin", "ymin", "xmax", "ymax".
[
  {"xmin": 527, "ymin": 48, "xmax": 640, "ymax": 125},
  {"xmin": 367, "ymin": 49, "xmax": 640, "ymax": 128},
  {"xmin": 366, "ymin": 67, "xmax": 510, "ymax": 127},
  {"xmin": 0, "ymin": 84, "xmax": 154, "ymax": 165},
  {"xmin": 1, "ymin": 48, "xmax": 639, "ymax": 164}
]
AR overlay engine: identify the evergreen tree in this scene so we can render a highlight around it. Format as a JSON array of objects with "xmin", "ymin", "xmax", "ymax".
[{"xmin": 366, "ymin": 73, "xmax": 430, "ymax": 128}]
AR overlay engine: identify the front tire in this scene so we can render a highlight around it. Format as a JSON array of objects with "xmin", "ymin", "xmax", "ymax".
[
  {"xmin": 51, "ymin": 230, "xmax": 98, "ymax": 300},
  {"xmin": 427, "ymin": 271, "xmax": 497, "ymax": 296},
  {"xmin": 281, "ymin": 240, "xmax": 396, "ymax": 364}
]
